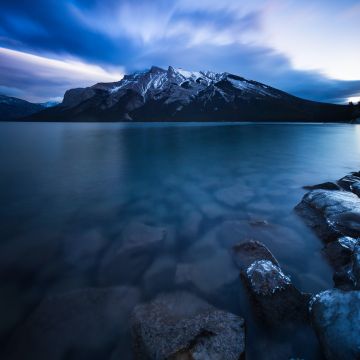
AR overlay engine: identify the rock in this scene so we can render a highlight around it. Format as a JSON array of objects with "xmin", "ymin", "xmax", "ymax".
[
  {"xmin": 179, "ymin": 210, "xmax": 203, "ymax": 240},
  {"xmin": 337, "ymin": 172, "xmax": 360, "ymax": 192},
  {"xmin": 323, "ymin": 237, "xmax": 355, "ymax": 269},
  {"xmin": 143, "ymin": 256, "xmax": 176, "ymax": 295},
  {"xmin": 303, "ymin": 182, "xmax": 340, "ymax": 191},
  {"xmin": 98, "ymin": 222, "xmax": 166, "ymax": 285},
  {"xmin": 351, "ymin": 181, "xmax": 360, "ymax": 197},
  {"xmin": 214, "ymin": 183, "xmax": 253, "ymax": 207},
  {"xmin": 175, "ymin": 250, "xmax": 238, "ymax": 294},
  {"xmin": 295, "ymin": 190, "xmax": 360, "ymax": 242},
  {"xmin": 232, "ymin": 240, "xmax": 310, "ymax": 324},
  {"xmin": 232, "ymin": 240, "xmax": 279, "ymax": 270},
  {"xmin": 7, "ymin": 286, "xmax": 141, "ymax": 360},
  {"xmin": 131, "ymin": 292, "xmax": 245, "ymax": 360},
  {"xmin": 309, "ymin": 289, "xmax": 360, "ymax": 360},
  {"xmin": 322, "ymin": 238, "xmax": 360, "ymax": 291}
]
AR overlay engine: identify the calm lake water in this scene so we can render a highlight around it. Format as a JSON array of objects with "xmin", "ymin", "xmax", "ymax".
[{"xmin": 1, "ymin": 122, "xmax": 360, "ymax": 359}]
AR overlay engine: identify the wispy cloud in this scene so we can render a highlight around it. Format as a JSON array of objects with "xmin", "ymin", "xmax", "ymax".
[
  {"xmin": 0, "ymin": 0, "xmax": 359, "ymax": 103},
  {"xmin": 0, "ymin": 47, "xmax": 124, "ymax": 102}
]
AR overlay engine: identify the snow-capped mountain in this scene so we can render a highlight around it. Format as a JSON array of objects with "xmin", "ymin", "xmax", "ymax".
[{"xmin": 26, "ymin": 66, "xmax": 352, "ymax": 122}]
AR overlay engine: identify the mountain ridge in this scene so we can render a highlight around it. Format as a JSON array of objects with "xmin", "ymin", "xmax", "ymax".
[{"xmin": 8, "ymin": 66, "xmax": 358, "ymax": 122}]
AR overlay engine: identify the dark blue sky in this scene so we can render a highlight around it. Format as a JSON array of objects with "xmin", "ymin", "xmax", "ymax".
[{"xmin": 0, "ymin": 0, "xmax": 359, "ymax": 103}]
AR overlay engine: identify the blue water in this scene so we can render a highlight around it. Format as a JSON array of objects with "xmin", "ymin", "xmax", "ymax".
[{"xmin": 1, "ymin": 122, "xmax": 360, "ymax": 359}]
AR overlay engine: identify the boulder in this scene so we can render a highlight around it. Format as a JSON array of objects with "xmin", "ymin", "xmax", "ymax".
[
  {"xmin": 7, "ymin": 286, "xmax": 141, "ymax": 360},
  {"xmin": 351, "ymin": 181, "xmax": 360, "ymax": 197},
  {"xmin": 98, "ymin": 222, "xmax": 166, "ymax": 285},
  {"xmin": 232, "ymin": 240, "xmax": 310, "ymax": 324},
  {"xmin": 232, "ymin": 240, "xmax": 279, "ymax": 270},
  {"xmin": 309, "ymin": 289, "xmax": 360, "ymax": 360},
  {"xmin": 337, "ymin": 172, "xmax": 360, "ymax": 192},
  {"xmin": 131, "ymin": 292, "xmax": 245, "ymax": 360},
  {"xmin": 295, "ymin": 190, "xmax": 360, "ymax": 242},
  {"xmin": 326, "ymin": 239, "xmax": 360, "ymax": 291},
  {"xmin": 303, "ymin": 182, "xmax": 340, "ymax": 191}
]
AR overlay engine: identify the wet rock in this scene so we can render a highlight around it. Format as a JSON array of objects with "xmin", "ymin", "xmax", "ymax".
[
  {"xmin": 295, "ymin": 190, "xmax": 360, "ymax": 242},
  {"xmin": 131, "ymin": 292, "xmax": 245, "ymax": 360},
  {"xmin": 303, "ymin": 182, "xmax": 340, "ymax": 191},
  {"xmin": 7, "ymin": 286, "xmax": 141, "ymax": 360},
  {"xmin": 214, "ymin": 183, "xmax": 253, "ymax": 207},
  {"xmin": 351, "ymin": 181, "xmax": 360, "ymax": 197},
  {"xmin": 232, "ymin": 240, "xmax": 310, "ymax": 324},
  {"xmin": 337, "ymin": 172, "xmax": 360, "ymax": 192},
  {"xmin": 309, "ymin": 289, "xmax": 360, "ymax": 360},
  {"xmin": 232, "ymin": 240, "xmax": 279, "ymax": 270},
  {"xmin": 323, "ymin": 237, "xmax": 355, "ymax": 269},
  {"xmin": 98, "ymin": 221, "xmax": 166, "ymax": 285}
]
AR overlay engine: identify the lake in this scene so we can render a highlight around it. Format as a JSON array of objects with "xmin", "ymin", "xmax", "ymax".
[{"xmin": 1, "ymin": 122, "xmax": 360, "ymax": 359}]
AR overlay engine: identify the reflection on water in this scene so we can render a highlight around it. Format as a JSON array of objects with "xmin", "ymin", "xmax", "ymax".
[{"xmin": 0, "ymin": 122, "xmax": 360, "ymax": 359}]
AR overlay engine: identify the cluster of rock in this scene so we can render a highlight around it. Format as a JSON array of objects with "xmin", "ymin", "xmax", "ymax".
[
  {"xmin": 295, "ymin": 171, "xmax": 360, "ymax": 359},
  {"xmin": 5, "ymin": 171, "xmax": 360, "ymax": 359}
]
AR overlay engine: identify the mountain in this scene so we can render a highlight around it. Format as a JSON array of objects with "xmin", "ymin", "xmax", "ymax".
[
  {"xmin": 26, "ymin": 66, "xmax": 353, "ymax": 122},
  {"xmin": 0, "ymin": 95, "xmax": 47, "ymax": 120}
]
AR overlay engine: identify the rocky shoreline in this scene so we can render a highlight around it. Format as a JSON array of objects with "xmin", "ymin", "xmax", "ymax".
[{"xmin": 4, "ymin": 171, "xmax": 360, "ymax": 359}]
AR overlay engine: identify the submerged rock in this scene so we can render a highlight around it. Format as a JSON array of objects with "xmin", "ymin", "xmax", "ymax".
[
  {"xmin": 7, "ymin": 286, "xmax": 141, "ymax": 360},
  {"xmin": 98, "ymin": 221, "xmax": 166, "ymax": 285},
  {"xmin": 309, "ymin": 289, "xmax": 360, "ymax": 360},
  {"xmin": 214, "ymin": 183, "xmax": 253, "ymax": 207},
  {"xmin": 232, "ymin": 240, "xmax": 279, "ymax": 270},
  {"xmin": 175, "ymin": 250, "xmax": 238, "ymax": 294},
  {"xmin": 131, "ymin": 292, "xmax": 245, "ymax": 360},
  {"xmin": 295, "ymin": 190, "xmax": 360, "ymax": 242},
  {"xmin": 232, "ymin": 240, "xmax": 309, "ymax": 324}
]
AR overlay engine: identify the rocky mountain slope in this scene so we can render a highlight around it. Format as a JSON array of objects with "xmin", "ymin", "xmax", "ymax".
[
  {"xmin": 0, "ymin": 95, "xmax": 46, "ymax": 120},
  {"xmin": 24, "ymin": 66, "xmax": 354, "ymax": 122}
]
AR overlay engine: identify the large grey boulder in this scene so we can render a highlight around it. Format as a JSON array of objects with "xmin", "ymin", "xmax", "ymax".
[
  {"xmin": 232, "ymin": 240, "xmax": 310, "ymax": 324},
  {"xmin": 98, "ymin": 222, "xmax": 167, "ymax": 285},
  {"xmin": 7, "ymin": 286, "xmax": 141, "ymax": 360},
  {"xmin": 309, "ymin": 289, "xmax": 360, "ymax": 360},
  {"xmin": 295, "ymin": 189, "xmax": 360, "ymax": 242},
  {"xmin": 131, "ymin": 292, "xmax": 245, "ymax": 360}
]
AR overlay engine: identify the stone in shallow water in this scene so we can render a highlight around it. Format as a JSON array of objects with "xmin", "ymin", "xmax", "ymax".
[
  {"xmin": 309, "ymin": 289, "xmax": 360, "ymax": 360},
  {"xmin": 214, "ymin": 183, "xmax": 253, "ymax": 207},
  {"xmin": 351, "ymin": 181, "xmax": 360, "ymax": 197},
  {"xmin": 232, "ymin": 240, "xmax": 310, "ymax": 324},
  {"xmin": 131, "ymin": 292, "xmax": 245, "ymax": 360},
  {"xmin": 295, "ymin": 189, "xmax": 360, "ymax": 242},
  {"xmin": 232, "ymin": 240, "xmax": 279, "ymax": 270},
  {"xmin": 143, "ymin": 255, "xmax": 176, "ymax": 295},
  {"xmin": 98, "ymin": 221, "xmax": 166, "ymax": 285},
  {"xmin": 337, "ymin": 172, "xmax": 360, "ymax": 192},
  {"xmin": 7, "ymin": 286, "xmax": 141, "ymax": 360},
  {"xmin": 246, "ymin": 260, "xmax": 291, "ymax": 296},
  {"xmin": 303, "ymin": 182, "xmax": 340, "ymax": 191},
  {"xmin": 175, "ymin": 250, "xmax": 238, "ymax": 294}
]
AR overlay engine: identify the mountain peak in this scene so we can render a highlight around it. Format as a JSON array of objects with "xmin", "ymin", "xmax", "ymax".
[{"xmin": 25, "ymin": 65, "xmax": 353, "ymax": 123}]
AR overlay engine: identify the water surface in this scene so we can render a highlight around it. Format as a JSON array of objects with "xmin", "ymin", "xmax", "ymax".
[{"xmin": 1, "ymin": 122, "xmax": 360, "ymax": 359}]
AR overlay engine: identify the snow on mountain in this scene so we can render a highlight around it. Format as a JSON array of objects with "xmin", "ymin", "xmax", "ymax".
[{"xmin": 27, "ymin": 66, "xmax": 353, "ymax": 122}]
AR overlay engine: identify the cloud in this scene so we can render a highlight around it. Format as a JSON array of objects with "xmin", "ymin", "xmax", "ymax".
[
  {"xmin": 0, "ymin": 0, "xmax": 359, "ymax": 103},
  {"xmin": 0, "ymin": 47, "xmax": 124, "ymax": 102}
]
